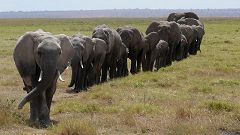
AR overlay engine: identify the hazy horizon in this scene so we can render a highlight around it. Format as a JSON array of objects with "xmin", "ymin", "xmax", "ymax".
[{"xmin": 0, "ymin": 0, "xmax": 240, "ymax": 12}]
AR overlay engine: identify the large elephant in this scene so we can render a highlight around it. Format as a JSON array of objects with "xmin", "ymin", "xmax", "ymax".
[
  {"xmin": 146, "ymin": 21, "xmax": 181, "ymax": 66},
  {"xmin": 92, "ymin": 24, "xmax": 126, "ymax": 82},
  {"xmin": 177, "ymin": 18, "xmax": 205, "ymax": 54},
  {"xmin": 167, "ymin": 12, "xmax": 199, "ymax": 22},
  {"xmin": 116, "ymin": 27, "xmax": 145, "ymax": 74},
  {"xmin": 13, "ymin": 30, "xmax": 74, "ymax": 127}
]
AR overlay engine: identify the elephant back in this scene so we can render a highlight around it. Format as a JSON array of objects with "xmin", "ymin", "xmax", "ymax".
[{"xmin": 146, "ymin": 21, "xmax": 160, "ymax": 35}]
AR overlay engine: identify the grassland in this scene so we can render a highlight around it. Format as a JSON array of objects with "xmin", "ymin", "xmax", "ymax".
[{"xmin": 0, "ymin": 18, "xmax": 240, "ymax": 135}]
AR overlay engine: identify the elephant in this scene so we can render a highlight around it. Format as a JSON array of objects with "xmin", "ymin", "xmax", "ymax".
[
  {"xmin": 167, "ymin": 12, "xmax": 199, "ymax": 22},
  {"xmin": 116, "ymin": 42, "xmax": 129, "ymax": 78},
  {"xmin": 116, "ymin": 27, "xmax": 145, "ymax": 74},
  {"xmin": 68, "ymin": 34, "xmax": 109, "ymax": 92},
  {"xmin": 13, "ymin": 29, "xmax": 74, "ymax": 127},
  {"xmin": 190, "ymin": 25, "xmax": 205, "ymax": 55},
  {"xmin": 177, "ymin": 18, "xmax": 205, "ymax": 54},
  {"xmin": 178, "ymin": 24, "xmax": 197, "ymax": 58},
  {"xmin": 68, "ymin": 34, "xmax": 95, "ymax": 92},
  {"xmin": 92, "ymin": 24, "xmax": 126, "ymax": 82},
  {"xmin": 144, "ymin": 32, "xmax": 161, "ymax": 71},
  {"xmin": 175, "ymin": 34, "xmax": 188, "ymax": 61},
  {"xmin": 154, "ymin": 40, "xmax": 169, "ymax": 71},
  {"xmin": 146, "ymin": 21, "xmax": 181, "ymax": 66}
]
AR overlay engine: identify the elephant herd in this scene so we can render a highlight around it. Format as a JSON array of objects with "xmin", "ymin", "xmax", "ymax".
[{"xmin": 13, "ymin": 12, "xmax": 205, "ymax": 128}]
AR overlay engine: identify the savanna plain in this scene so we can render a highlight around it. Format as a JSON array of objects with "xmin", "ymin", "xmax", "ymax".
[{"xmin": 0, "ymin": 18, "xmax": 240, "ymax": 135}]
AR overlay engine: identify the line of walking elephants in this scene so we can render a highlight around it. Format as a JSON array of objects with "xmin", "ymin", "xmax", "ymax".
[{"xmin": 13, "ymin": 12, "xmax": 205, "ymax": 127}]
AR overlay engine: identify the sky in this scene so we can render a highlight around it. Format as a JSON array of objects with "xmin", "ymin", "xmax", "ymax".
[{"xmin": 0, "ymin": 0, "xmax": 239, "ymax": 12}]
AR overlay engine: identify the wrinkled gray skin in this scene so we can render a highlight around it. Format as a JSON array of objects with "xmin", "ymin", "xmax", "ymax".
[
  {"xmin": 92, "ymin": 24, "xmax": 126, "ymax": 82},
  {"xmin": 68, "ymin": 34, "xmax": 95, "ymax": 92},
  {"xmin": 176, "ymin": 34, "xmax": 188, "ymax": 61},
  {"xmin": 146, "ymin": 21, "xmax": 181, "ymax": 66},
  {"xmin": 144, "ymin": 32, "xmax": 160, "ymax": 71},
  {"xmin": 177, "ymin": 18, "xmax": 205, "ymax": 54},
  {"xmin": 91, "ymin": 38, "xmax": 108, "ymax": 84},
  {"xmin": 178, "ymin": 24, "xmax": 197, "ymax": 58},
  {"xmin": 116, "ymin": 27, "xmax": 145, "ymax": 74},
  {"xmin": 154, "ymin": 40, "xmax": 169, "ymax": 71},
  {"xmin": 167, "ymin": 12, "xmax": 199, "ymax": 22},
  {"xmin": 116, "ymin": 42, "xmax": 129, "ymax": 78},
  {"xmin": 13, "ymin": 30, "xmax": 74, "ymax": 128}
]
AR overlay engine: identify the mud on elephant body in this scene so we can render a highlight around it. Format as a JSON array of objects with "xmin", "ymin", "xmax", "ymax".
[
  {"xmin": 13, "ymin": 29, "xmax": 74, "ymax": 128},
  {"xmin": 116, "ymin": 27, "xmax": 145, "ymax": 74}
]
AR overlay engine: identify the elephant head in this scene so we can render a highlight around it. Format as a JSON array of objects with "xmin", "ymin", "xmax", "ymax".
[
  {"xmin": 116, "ymin": 28, "xmax": 134, "ymax": 49},
  {"xmin": 68, "ymin": 36, "xmax": 85, "ymax": 87},
  {"xmin": 92, "ymin": 25, "xmax": 113, "ymax": 54},
  {"xmin": 14, "ymin": 31, "xmax": 74, "ymax": 109}
]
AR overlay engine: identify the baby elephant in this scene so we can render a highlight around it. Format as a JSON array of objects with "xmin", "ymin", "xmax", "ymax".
[{"xmin": 154, "ymin": 40, "xmax": 169, "ymax": 71}]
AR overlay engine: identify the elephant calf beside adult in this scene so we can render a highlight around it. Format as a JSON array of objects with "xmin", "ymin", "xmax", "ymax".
[
  {"xmin": 146, "ymin": 21, "xmax": 181, "ymax": 66},
  {"xmin": 13, "ymin": 30, "xmax": 74, "ymax": 127}
]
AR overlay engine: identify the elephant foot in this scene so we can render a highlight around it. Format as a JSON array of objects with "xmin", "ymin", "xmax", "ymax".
[{"xmin": 39, "ymin": 119, "xmax": 53, "ymax": 128}]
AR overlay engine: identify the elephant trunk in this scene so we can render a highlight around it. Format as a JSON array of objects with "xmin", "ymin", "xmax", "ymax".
[{"xmin": 18, "ymin": 60, "xmax": 57, "ymax": 109}]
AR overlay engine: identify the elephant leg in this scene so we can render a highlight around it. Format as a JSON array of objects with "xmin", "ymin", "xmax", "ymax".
[
  {"xmin": 109, "ymin": 57, "xmax": 117, "ymax": 79},
  {"xmin": 144, "ymin": 51, "xmax": 151, "ymax": 71},
  {"xmin": 75, "ymin": 66, "xmax": 84, "ymax": 92},
  {"xmin": 101, "ymin": 59, "xmax": 108, "ymax": 83},
  {"xmin": 141, "ymin": 50, "xmax": 147, "ymax": 72},
  {"xmin": 166, "ymin": 45, "xmax": 173, "ymax": 66},
  {"xmin": 123, "ymin": 57, "xmax": 129, "ymax": 76},
  {"xmin": 86, "ymin": 63, "xmax": 94, "ymax": 88},
  {"xmin": 198, "ymin": 39, "xmax": 202, "ymax": 52},
  {"xmin": 29, "ymin": 72, "xmax": 41, "ymax": 125},
  {"xmin": 154, "ymin": 57, "xmax": 160, "ymax": 71},
  {"xmin": 116, "ymin": 60, "xmax": 122, "ymax": 77},
  {"xmin": 149, "ymin": 51, "xmax": 157, "ymax": 71},
  {"xmin": 137, "ymin": 50, "xmax": 143, "ymax": 73},
  {"xmin": 38, "ymin": 90, "xmax": 51, "ymax": 128},
  {"xmin": 130, "ymin": 50, "xmax": 137, "ymax": 74},
  {"xmin": 95, "ymin": 63, "xmax": 101, "ymax": 84}
]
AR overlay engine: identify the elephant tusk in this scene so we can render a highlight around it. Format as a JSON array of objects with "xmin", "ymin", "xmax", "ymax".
[
  {"xmin": 58, "ymin": 71, "xmax": 65, "ymax": 82},
  {"xmin": 80, "ymin": 61, "xmax": 84, "ymax": 68},
  {"xmin": 38, "ymin": 71, "xmax": 43, "ymax": 82}
]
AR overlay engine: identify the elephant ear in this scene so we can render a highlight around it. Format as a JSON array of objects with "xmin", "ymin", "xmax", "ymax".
[
  {"xmin": 56, "ymin": 34, "xmax": 74, "ymax": 74},
  {"xmin": 81, "ymin": 37, "xmax": 93, "ymax": 62},
  {"xmin": 14, "ymin": 32, "xmax": 38, "ymax": 82}
]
